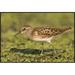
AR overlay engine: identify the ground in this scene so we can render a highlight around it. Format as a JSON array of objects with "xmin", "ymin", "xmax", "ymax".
[{"xmin": 1, "ymin": 13, "xmax": 74, "ymax": 62}]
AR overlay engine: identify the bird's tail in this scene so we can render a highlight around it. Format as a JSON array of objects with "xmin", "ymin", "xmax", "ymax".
[{"xmin": 63, "ymin": 27, "xmax": 71, "ymax": 32}]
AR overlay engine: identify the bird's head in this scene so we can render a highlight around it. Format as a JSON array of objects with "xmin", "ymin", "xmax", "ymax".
[{"xmin": 15, "ymin": 25, "xmax": 32, "ymax": 36}]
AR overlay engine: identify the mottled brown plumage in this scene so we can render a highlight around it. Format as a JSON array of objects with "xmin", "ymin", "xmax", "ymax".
[
  {"xmin": 31, "ymin": 26, "xmax": 71, "ymax": 38},
  {"xmin": 16, "ymin": 25, "xmax": 71, "ymax": 43}
]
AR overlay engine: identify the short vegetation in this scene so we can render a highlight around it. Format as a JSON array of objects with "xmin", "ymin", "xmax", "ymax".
[{"xmin": 1, "ymin": 13, "xmax": 74, "ymax": 62}]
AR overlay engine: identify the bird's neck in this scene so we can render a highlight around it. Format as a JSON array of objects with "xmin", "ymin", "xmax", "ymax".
[{"xmin": 25, "ymin": 29, "xmax": 33, "ymax": 38}]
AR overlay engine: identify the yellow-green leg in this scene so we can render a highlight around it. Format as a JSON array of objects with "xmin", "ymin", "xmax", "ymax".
[{"xmin": 40, "ymin": 42, "xmax": 44, "ymax": 55}]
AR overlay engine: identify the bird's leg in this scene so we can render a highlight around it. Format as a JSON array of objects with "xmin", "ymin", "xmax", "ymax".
[
  {"xmin": 48, "ymin": 37, "xmax": 55, "ymax": 50},
  {"xmin": 40, "ymin": 42, "xmax": 44, "ymax": 55},
  {"xmin": 48, "ymin": 41, "xmax": 55, "ymax": 50}
]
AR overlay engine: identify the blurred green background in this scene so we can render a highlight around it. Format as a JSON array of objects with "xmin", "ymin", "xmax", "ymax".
[{"xmin": 1, "ymin": 13, "xmax": 74, "ymax": 62}]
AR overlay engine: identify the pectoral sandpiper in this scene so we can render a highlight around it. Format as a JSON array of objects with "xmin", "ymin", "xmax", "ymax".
[{"xmin": 15, "ymin": 25, "xmax": 71, "ymax": 54}]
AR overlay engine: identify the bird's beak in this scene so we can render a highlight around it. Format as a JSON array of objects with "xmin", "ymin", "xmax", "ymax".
[{"xmin": 15, "ymin": 31, "xmax": 21, "ymax": 37}]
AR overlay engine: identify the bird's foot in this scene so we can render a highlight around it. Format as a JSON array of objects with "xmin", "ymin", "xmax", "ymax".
[{"xmin": 40, "ymin": 49, "xmax": 44, "ymax": 55}]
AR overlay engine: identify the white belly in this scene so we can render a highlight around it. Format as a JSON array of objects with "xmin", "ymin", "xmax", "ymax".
[{"xmin": 32, "ymin": 36, "xmax": 53, "ymax": 43}]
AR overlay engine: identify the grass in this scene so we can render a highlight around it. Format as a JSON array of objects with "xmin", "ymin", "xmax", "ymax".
[{"xmin": 1, "ymin": 13, "xmax": 74, "ymax": 62}]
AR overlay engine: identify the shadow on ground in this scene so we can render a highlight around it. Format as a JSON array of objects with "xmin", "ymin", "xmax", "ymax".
[{"xmin": 10, "ymin": 48, "xmax": 64, "ymax": 54}]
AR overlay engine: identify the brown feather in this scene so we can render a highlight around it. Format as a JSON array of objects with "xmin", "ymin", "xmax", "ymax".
[{"xmin": 31, "ymin": 27, "xmax": 71, "ymax": 38}]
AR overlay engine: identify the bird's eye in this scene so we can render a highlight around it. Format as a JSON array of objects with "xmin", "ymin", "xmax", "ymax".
[{"xmin": 22, "ymin": 28, "xmax": 26, "ymax": 31}]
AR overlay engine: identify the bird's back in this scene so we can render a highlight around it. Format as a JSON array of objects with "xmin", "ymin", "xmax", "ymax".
[{"xmin": 31, "ymin": 26, "xmax": 71, "ymax": 38}]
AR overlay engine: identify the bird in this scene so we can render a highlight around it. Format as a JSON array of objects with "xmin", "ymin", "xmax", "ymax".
[{"xmin": 15, "ymin": 25, "xmax": 71, "ymax": 54}]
